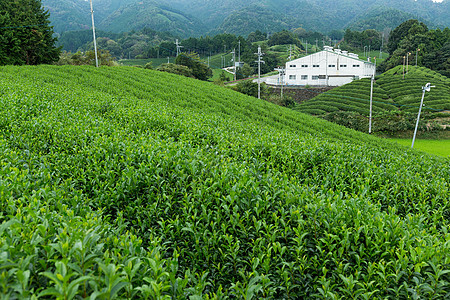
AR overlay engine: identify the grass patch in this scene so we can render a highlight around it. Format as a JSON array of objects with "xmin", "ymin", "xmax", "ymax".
[
  {"xmin": 209, "ymin": 68, "xmax": 234, "ymax": 81},
  {"xmin": 390, "ymin": 138, "xmax": 450, "ymax": 157},
  {"xmin": 118, "ymin": 57, "xmax": 172, "ymax": 67}
]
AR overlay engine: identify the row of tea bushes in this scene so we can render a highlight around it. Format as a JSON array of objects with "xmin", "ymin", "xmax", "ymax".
[{"xmin": 0, "ymin": 65, "xmax": 448, "ymax": 298}]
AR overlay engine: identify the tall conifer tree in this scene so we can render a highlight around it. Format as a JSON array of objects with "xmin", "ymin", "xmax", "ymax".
[{"xmin": 0, "ymin": 0, "xmax": 60, "ymax": 65}]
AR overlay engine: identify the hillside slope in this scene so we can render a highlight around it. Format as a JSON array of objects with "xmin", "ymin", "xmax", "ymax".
[
  {"xmin": 296, "ymin": 66, "xmax": 450, "ymax": 115},
  {"xmin": 98, "ymin": 0, "xmax": 206, "ymax": 36},
  {"xmin": 0, "ymin": 65, "xmax": 448, "ymax": 298},
  {"xmin": 377, "ymin": 66, "xmax": 450, "ymax": 112},
  {"xmin": 43, "ymin": 0, "xmax": 449, "ymax": 36}
]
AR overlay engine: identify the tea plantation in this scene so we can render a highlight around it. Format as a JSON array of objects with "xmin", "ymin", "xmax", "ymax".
[
  {"xmin": 296, "ymin": 66, "xmax": 450, "ymax": 115},
  {"xmin": 0, "ymin": 65, "xmax": 449, "ymax": 299}
]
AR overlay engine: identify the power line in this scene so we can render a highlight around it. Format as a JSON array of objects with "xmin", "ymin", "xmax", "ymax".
[{"xmin": 0, "ymin": 24, "xmax": 45, "ymax": 29}]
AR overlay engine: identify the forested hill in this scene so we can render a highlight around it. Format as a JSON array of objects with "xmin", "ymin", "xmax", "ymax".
[
  {"xmin": 44, "ymin": 0, "xmax": 449, "ymax": 37},
  {"xmin": 43, "ymin": 0, "xmax": 206, "ymax": 36}
]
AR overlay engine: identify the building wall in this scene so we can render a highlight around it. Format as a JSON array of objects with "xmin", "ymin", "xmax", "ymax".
[{"xmin": 285, "ymin": 49, "xmax": 376, "ymax": 86}]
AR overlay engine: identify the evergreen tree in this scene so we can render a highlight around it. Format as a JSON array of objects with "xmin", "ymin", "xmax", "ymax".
[{"xmin": 0, "ymin": 0, "xmax": 60, "ymax": 65}]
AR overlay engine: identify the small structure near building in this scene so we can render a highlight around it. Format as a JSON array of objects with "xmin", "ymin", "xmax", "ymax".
[{"xmin": 284, "ymin": 46, "xmax": 375, "ymax": 86}]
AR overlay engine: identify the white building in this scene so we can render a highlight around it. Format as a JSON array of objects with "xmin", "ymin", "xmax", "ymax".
[{"xmin": 284, "ymin": 46, "xmax": 376, "ymax": 86}]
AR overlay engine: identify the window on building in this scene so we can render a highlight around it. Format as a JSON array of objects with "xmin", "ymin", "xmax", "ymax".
[
  {"xmin": 312, "ymin": 75, "xmax": 319, "ymax": 80},
  {"xmin": 301, "ymin": 75, "xmax": 307, "ymax": 80},
  {"xmin": 301, "ymin": 64, "xmax": 308, "ymax": 68},
  {"xmin": 318, "ymin": 75, "xmax": 326, "ymax": 79},
  {"xmin": 289, "ymin": 75, "xmax": 296, "ymax": 80},
  {"xmin": 353, "ymin": 64, "xmax": 360, "ymax": 67},
  {"xmin": 328, "ymin": 64, "xmax": 336, "ymax": 68},
  {"xmin": 340, "ymin": 64, "xmax": 347, "ymax": 67},
  {"xmin": 289, "ymin": 64, "xmax": 296, "ymax": 68},
  {"xmin": 313, "ymin": 64, "xmax": 319, "ymax": 67}
]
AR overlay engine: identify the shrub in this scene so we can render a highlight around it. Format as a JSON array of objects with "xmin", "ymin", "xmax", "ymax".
[{"xmin": 156, "ymin": 63, "xmax": 194, "ymax": 78}]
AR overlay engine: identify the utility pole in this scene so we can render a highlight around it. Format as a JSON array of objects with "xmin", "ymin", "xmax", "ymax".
[
  {"xmin": 231, "ymin": 49, "xmax": 236, "ymax": 81},
  {"xmin": 402, "ymin": 56, "xmax": 406, "ymax": 79},
  {"xmin": 416, "ymin": 48, "xmax": 420, "ymax": 66},
  {"xmin": 406, "ymin": 52, "xmax": 410, "ymax": 74},
  {"xmin": 379, "ymin": 33, "xmax": 384, "ymax": 59},
  {"xmin": 315, "ymin": 39, "xmax": 318, "ymax": 50},
  {"xmin": 288, "ymin": 45, "xmax": 292, "ymax": 60},
  {"xmin": 369, "ymin": 58, "xmax": 376, "ymax": 134},
  {"xmin": 89, "ymin": 0, "xmax": 98, "ymax": 68},
  {"xmin": 255, "ymin": 46, "xmax": 265, "ymax": 99},
  {"xmin": 412, "ymin": 83, "xmax": 434, "ymax": 148},
  {"xmin": 275, "ymin": 67, "xmax": 285, "ymax": 99},
  {"xmin": 175, "ymin": 39, "xmax": 183, "ymax": 57},
  {"xmin": 238, "ymin": 40, "xmax": 241, "ymax": 64},
  {"xmin": 326, "ymin": 50, "xmax": 329, "ymax": 86}
]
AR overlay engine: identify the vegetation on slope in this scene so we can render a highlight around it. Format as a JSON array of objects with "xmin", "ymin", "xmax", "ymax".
[
  {"xmin": 295, "ymin": 66, "xmax": 450, "ymax": 133},
  {"xmin": 377, "ymin": 66, "xmax": 450, "ymax": 112},
  {"xmin": 98, "ymin": 0, "xmax": 206, "ymax": 36},
  {"xmin": 347, "ymin": 7, "xmax": 419, "ymax": 32},
  {"xmin": 0, "ymin": 65, "xmax": 449, "ymax": 298},
  {"xmin": 44, "ymin": 0, "xmax": 449, "ymax": 37},
  {"xmin": 295, "ymin": 78, "xmax": 397, "ymax": 116}
]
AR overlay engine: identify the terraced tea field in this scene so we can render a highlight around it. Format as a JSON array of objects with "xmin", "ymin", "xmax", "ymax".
[
  {"xmin": 296, "ymin": 66, "xmax": 450, "ymax": 115},
  {"xmin": 0, "ymin": 65, "xmax": 448, "ymax": 298}
]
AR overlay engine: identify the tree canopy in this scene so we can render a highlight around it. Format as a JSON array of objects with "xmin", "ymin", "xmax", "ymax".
[
  {"xmin": 175, "ymin": 52, "xmax": 212, "ymax": 81},
  {"xmin": 0, "ymin": 0, "xmax": 60, "ymax": 65},
  {"xmin": 268, "ymin": 30, "xmax": 301, "ymax": 47},
  {"xmin": 380, "ymin": 19, "xmax": 449, "ymax": 76}
]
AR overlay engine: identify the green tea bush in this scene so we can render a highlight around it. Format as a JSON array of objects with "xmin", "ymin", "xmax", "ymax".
[
  {"xmin": 299, "ymin": 66, "xmax": 449, "ymax": 133},
  {"xmin": 0, "ymin": 65, "xmax": 449, "ymax": 298}
]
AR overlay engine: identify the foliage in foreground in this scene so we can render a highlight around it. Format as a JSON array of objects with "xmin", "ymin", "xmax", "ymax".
[{"xmin": 0, "ymin": 65, "xmax": 449, "ymax": 298}]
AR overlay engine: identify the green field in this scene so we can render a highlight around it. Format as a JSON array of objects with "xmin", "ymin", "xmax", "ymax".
[
  {"xmin": 0, "ymin": 65, "xmax": 448, "ymax": 298},
  {"xmin": 119, "ymin": 53, "xmax": 232, "ymax": 71},
  {"xmin": 391, "ymin": 138, "xmax": 450, "ymax": 157},
  {"xmin": 210, "ymin": 68, "xmax": 234, "ymax": 81},
  {"xmin": 354, "ymin": 50, "xmax": 389, "ymax": 63},
  {"xmin": 118, "ymin": 57, "xmax": 173, "ymax": 67}
]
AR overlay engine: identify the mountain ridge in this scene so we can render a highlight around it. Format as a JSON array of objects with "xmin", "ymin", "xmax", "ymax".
[{"xmin": 43, "ymin": 0, "xmax": 449, "ymax": 37}]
